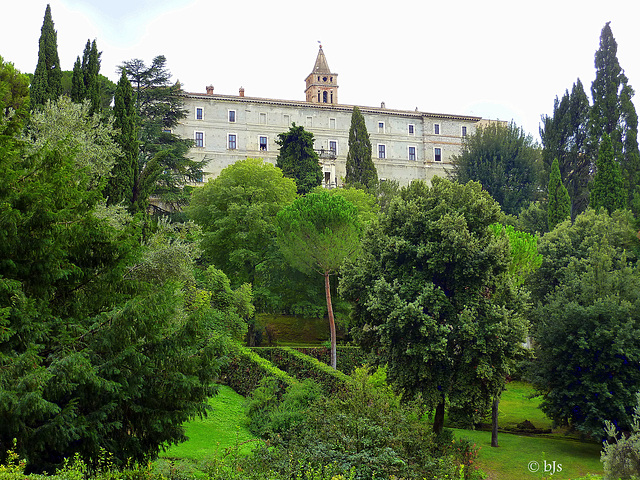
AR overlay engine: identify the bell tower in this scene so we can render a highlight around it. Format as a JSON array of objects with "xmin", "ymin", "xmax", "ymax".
[{"xmin": 305, "ymin": 44, "xmax": 338, "ymax": 104}]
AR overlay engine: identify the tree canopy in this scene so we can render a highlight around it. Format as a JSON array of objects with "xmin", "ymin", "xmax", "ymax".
[
  {"xmin": 340, "ymin": 177, "xmax": 528, "ymax": 433},
  {"xmin": 275, "ymin": 123, "xmax": 322, "ymax": 195},
  {"xmin": 528, "ymin": 209, "xmax": 640, "ymax": 437},
  {"xmin": 187, "ymin": 157, "xmax": 297, "ymax": 286},
  {"xmin": 450, "ymin": 121, "xmax": 542, "ymax": 215},
  {"xmin": 547, "ymin": 158, "xmax": 571, "ymax": 230},
  {"xmin": 590, "ymin": 133, "xmax": 626, "ymax": 213},
  {"xmin": 345, "ymin": 106, "xmax": 377, "ymax": 189},
  {"xmin": 277, "ymin": 192, "xmax": 362, "ymax": 369},
  {"xmin": 31, "ymin": 4, "xmax": 62, "ymax": 107}
]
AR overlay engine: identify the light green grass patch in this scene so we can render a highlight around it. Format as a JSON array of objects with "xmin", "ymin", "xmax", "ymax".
[
  {"xmin": 160, "ymin": 385, "xmax": 259, "ymax": 461},
  {"xmin": 454, "ymin": 428, "xmax": 603, "ymax": 480},
  {"xmin": 494, "ymin": 381, "xmax": 551, "ymax": 430}
]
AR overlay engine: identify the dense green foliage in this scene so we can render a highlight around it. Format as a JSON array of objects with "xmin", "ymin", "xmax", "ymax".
[
  {"xmin": 244, "ymin": 368, "xmax": 480, "ymax": 480},
  {"xmin": 187, "ymin": 158, "xmax": 297, "ymax": 286},
  {"xmin": 590, "ymin": 133, "xmax": 626, "ymax": 213},
  {"xmin": 345, "ymin": 106, "xmax": 377, "ymax": 189},
  {"xmin": 450, "ymin": 121, "xmax": 541, "ymax": 215},
  {"xmin": 547, "ymin": 158, "xmax": 571, "ymax": 230},
  {"xmin": 121, "ymin": 55, "xmax": 203, "ymax": 211},
  {"xmin": 70, "ymin": 40, "xmax": 102, "ymax": 115},
  {"xmin": 601, "ymin": 393, "xmax": 640, "ymax": 480},
  {"xmin": 528, "ymin": 209, "xmax": 640, "ymax": 437},
  {"xmin": 590, "ymin": 22, "xmax": 640, "ymax": 206},
  {"xmin": 341, "ymin": 178, "xmax": 528, "ymax": 433},
  {"xmin": 30, "ymin": 5, "xmax": 62, "ymax": 107},
  {"xmin": 104, "ymin": 69, "xmax": 138, "ymax": 209},
  {"xmin": 277, "ymin": 192, "xmax": 362, "ymax": 369},
  {"xmin": 0, "ymin": 56, "xmax": 30, "ymax": 138},
  {"xmin": 275, "ymin": 123, "xmax": 322, "ymax": 195},
  {"xmin": 540, "ymin": 79, "xmax": 591, "ymax": 219}
]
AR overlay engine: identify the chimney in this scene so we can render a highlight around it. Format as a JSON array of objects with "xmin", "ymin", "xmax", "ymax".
[
  {"xmin": 381, "ymin": 101, "xmax": 386, "ymax": 109},
  {"xmin": 206, "ymin": 85, "xmax": 214, "ymax": 95},
  {"xmin": 239, "ymin": 87, "xmax": 245, "ymax": 97}
]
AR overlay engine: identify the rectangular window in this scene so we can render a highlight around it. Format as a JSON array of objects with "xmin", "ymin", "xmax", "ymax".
[
  {"xmin": 228, "ymin": 134, "xmax": 237, "ymax": 150},
  {"xmin": 195, "ymin": 131, "xmax": 204, "ymax": 147},
  {"xmin": 434, "ymin": 147, "xmax": 442, "ymax": 162},
  {"xmin": 462, "ymin": 126, "xmax": 467, "ymax": 137},
  {"xmin": 378, "ymin": 144, "xmax": 386, "ymax": 159},
  {"xmin": 408, "ymin": 146, "xmax": 416, "ymax": 161},
  {"xmin": 408, "ymin": 124, "xmax": 415, "ymax": 135},
  {"xmin": 330, "ymin": 118, "xmax": 336, "ymax": 129},
  {"xmin": 306, "ymin": 116, "xmax": 313, "ymax": 127},
  {"xmin": 259, "ymin": 136, "xmax": 268, "ymax": 151},
  {"xmin": 378, "ymin": 122, "xmax": 385, "ymax": 133},
  {"xmin": 434, "ymin": 123, "xmax": 440, "ymax": 135},
  {"xmin": 283, "ymin": 114, "xmax": 291, "ymax": 126},
  {"xmin": 259, "ymin": 113, "xmax": 267, "ymax": 124},
  {"xmin": 228, "ymin": 110, "xmax": 236, "ymax": 123},
  {"xmin": 329, "ymin": 140, "xmax": 337, "ymax": 154},
  {"xmin": 196, "ymin": 107, "xmax": 203, "ymax": 120}
]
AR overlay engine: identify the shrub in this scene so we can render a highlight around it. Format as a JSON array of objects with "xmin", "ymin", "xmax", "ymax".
[{"xmin": 601, "ymin": 392, "xmax": 640, "ymax": 480}]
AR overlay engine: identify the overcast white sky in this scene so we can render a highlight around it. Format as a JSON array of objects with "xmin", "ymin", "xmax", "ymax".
[{"xmin": 2, "ymin": 0, "xmax": 639, "ymax": 140}]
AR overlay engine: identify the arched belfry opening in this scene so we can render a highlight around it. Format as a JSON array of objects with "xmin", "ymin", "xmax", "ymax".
[{"xmin": 305, "ymin": 44, "xmax": 339, "ymax": 104}]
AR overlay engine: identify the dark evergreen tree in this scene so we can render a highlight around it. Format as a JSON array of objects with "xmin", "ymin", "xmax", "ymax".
[
  {"xmin": 120, "ymin": 55, "xmax": 204, "ymax": 212},
  {"xmin": 70, "ymin": 56, "xmax": 84, "ymax": 103},
  {"xmin": 590, "ymin": 133, "xmax": 626, "ymax": 213},
  {"xmin": 450, "ymin": 121, "xmax": 542, "ymax": 215},
  {"xmin": 104, "ymin": 70, "xmax": 138, "ymax": 209},
  {"xmin": 540, "ymin": 79, "xmax": 592, "ymax": 219},
  {"xmin": 590, "ymin": 22, "xmax": 640, "ymax": 206},
  {"xmin": 345, "ymin": 106, "xmax": 377, "ymax": 189},
  {"xmin": 84, "ymin": 40, "xmax": 102, "ymax": 115},
  {"xmin": 275, "ymin": 123, "xmax": 322, "ymax": 195},
  {"xmin": 547, "ymin": 158, "xmax": 571, "ymax": 230},
  {"xmin": 31, "ymin": 4, "xmax": 62, "ymax": 107}
]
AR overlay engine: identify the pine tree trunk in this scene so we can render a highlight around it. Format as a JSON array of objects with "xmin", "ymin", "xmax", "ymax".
[
  {"xmin": 491, "ymin": 395, "xmax": 500, "ymax": 447},
  {"xmin": 433, "ymin": 397, "xmax": 446, "ymax": 434},
  {"xmin": 324, "ymin": 271, "xmax": 337, "ymax": 370}
]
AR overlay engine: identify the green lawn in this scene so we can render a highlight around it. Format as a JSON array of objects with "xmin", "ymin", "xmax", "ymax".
[{"xmin": 160, "ymin": 385, "xmax": 259, "ymax": 460}]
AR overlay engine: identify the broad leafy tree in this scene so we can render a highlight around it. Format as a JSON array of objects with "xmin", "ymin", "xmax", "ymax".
[
  {"xmin": 120, "ymin": 55, "xmax": 204, "ymax": 212},
  {"xmin": 450, "ymin": 121, "xmax": 542, "ymax": 215},
  {"xmin": 187, "ymin": 157, "xmax": 297, "ymax": 286},
  {"xmin": 275, "ymin": 123, "xmax": 322, "ymax": 195},
  {"xmin": 31, "ymin": 4, "xmax": 62, "ymax": 107},
  {"xmin": 340, "ymin": 178, "xmax": 528, "ymax": 434},
  {"xmin": 277, "ymin": 192, "xmax": 362, "ymax": 369},
  {"xmin": 540, "ymin": 79, "xmax": 592, "ymax": 218},
  {"xmin": 528, "ymin": 209, "xmax": 640, "ymax": 437},
  {"xmin": 345, "ymin": 106, "xmax": 377, "ymax": 189},
  {"xmin": 0, "ymin": 56, "xmax": 30, "ymax": 137},
  {"xmin": 590, "ymin": 22, "xmax": 640, "ymax": 206},
  {"xmin": 547, "ymin": 158, "xmax": 571, "ymax": 230},
  {"xmin": 590, "ymin": 133, "xmax": 626, "ymax": 213},
  {"xmin": 104, "ymin": 70, "xmax": 139, "ymax": 209}
]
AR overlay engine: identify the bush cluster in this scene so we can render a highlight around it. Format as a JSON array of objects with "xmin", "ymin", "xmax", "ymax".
[{"xmin": 294, "ymin": 346, "xmax": 368, "ymax": 375}]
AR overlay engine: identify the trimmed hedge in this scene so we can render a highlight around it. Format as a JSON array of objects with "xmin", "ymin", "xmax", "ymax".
[
  {"xmin": 253, "ymin": 347, "xmax": 352, "ymax": 394},
  {"xmin": 220, "ymin": 344, "xmax": 297, "ymax": 397},
  {"xmin": 293, "ymin": 346, "xmax": 368, "ymax": 375}
]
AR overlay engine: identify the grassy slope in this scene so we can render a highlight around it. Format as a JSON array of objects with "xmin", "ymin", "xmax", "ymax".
[{"xmin": 160, "ymin": 385, "xmax": 259, "ymax": 460}]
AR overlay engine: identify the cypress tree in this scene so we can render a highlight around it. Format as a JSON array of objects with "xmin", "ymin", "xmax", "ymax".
[
  {"xmin": 31, "ymin": 4, "xmax": 62, "ymax": 107},
  {"xmin": 590, "ymin": 22, "xmax": 640, "ymax": 206},
  {"xmin": 547, "ymin": 158, "xmax": 571, "ymax": 230},
  {"xmin": 345, "ymin": 106, "xmax": 377, "ymax": 189},
  {"xmin": 105, "ymin": 69, "xmax": 138, "ymax": 209},
  {"xmin": 590, "ymin": 133, "xmax": 626, "ymax": 213},
  {"xmin": 70, "ymin": 56, "xmax": 84, "ymax": 103},
  {"xmin": 275, "ymin": 123, "xmax": 322, "ymax": 195},
  {"xmin": 85, "ymin": 40, "xmax": 101, "ymax": 115}
]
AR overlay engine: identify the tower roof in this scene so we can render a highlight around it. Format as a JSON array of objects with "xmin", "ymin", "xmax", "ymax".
[{"xmin": 312, "ymin": 45, "xmax": 332, "ymax": 74}]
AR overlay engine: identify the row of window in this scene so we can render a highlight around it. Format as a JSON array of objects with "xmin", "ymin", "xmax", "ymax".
[
  {"xmin": 194, "ymin": 131, "xmax": 443, "ymax": 161},
  {"xmin": 195, "ymin": 108, "xmax": 467, "ymax": 138}
]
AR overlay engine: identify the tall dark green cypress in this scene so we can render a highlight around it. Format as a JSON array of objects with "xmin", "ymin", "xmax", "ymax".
[
  {"xmin": 85, "ymin": 40, "xmax": 101, "ymax": 115},
  {"xmin": 547, "ymin": 158, "xmax": 571, "ymax": 230},
  {"xmin": 31, "ymin": 4, "xmax": 62, "ymax": 107},
  {"xmin": 105, "ymin": 70, "xmax": 138, "ymax": 209},
  {"xmin": 590, "ymin": 22, "xmax": 640, "ymax": 206},
  {"xmin": 70, "ymin": 56, "xmax": 84, "ymax": 103},
  {"xmin": 345, "ymin": 106, "xmax": 377, "ymax": 189},
  {"xmin": 590, "ymin": 133, "xmax": 626, "ymax": 213}
]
